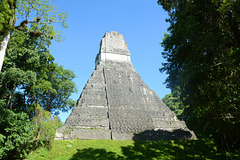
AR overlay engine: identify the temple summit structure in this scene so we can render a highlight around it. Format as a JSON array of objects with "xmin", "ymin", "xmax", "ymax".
[{"xmin": 55, "ymin": 31, "xmax": 196, "ymax": 140}]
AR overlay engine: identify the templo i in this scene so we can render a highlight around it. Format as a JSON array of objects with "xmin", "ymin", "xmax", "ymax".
[{"xmin": 55, "ymin": 31, "xmax": 196, "ymax": 140}]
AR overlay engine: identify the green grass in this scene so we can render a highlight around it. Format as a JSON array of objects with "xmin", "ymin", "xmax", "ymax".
[{"xmin": 26, "ymin": 139, "xmax": 239, "ymax": 160}]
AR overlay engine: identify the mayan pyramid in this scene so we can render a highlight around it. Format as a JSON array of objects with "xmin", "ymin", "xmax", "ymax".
[{"xmin": 55, "ymin": 31, "xmax": 196, "ymax": 140}]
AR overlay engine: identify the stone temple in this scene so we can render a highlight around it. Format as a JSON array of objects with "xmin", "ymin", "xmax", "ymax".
[{"xmin": 55, "ymin": 31, "xmax": 196, "ymax": 140}]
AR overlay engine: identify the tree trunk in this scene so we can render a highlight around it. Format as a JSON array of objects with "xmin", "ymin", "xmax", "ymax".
[
  {"xmin": 0, "ymin": 32, "xmax": 10, "ymax": 72},
  {"xmin": 47, "ymin": 97, "xmax": 53, "ymax": 111}
]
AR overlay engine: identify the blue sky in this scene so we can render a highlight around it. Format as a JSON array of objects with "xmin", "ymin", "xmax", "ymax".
[{"xmin": 49, "ymin": 1, "xmax": 171, "ymax": 122}]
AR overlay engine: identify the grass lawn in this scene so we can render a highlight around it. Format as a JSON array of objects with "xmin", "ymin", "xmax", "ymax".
[{"xmin": 26, "ymin": 139, "xmax": 239, "ymax": 160}]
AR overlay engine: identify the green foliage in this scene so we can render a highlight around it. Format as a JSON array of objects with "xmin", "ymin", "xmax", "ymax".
[
  {"xmin": 0, "ymin": 27, "xmax": 77, "ymax": 116},
  {"xmin": 0, "ymin": 104, "xmax": 63, "ymax": 159},
  {"xmin": 33, "ymin": 105, "xmax": 62, "ymax": 149},
  {"xmin": 158, "ymin": 0, "xmax": 240, "ymax": 151},
  {"xmin": 0, "ymin": 4, "xmax": 75, "ymax": 159},
  {"xmin": 17, "ymin": 0, "xmax": 68, "ymax": 41},
  {"xmin": 16, "ymin": 0, "xmax": 68, "ymax": 27},
  {"xmin": 0, "ymin": 1, "xmax": 72, "ymax": 159},
  {"xmin": 162, "ymin": 92, "xmax": 184, "ymax": 119},
  {"xmin": 0, "ymin": 0, "xmax": 68, "ymax": 72},
  {"xmin": 0, "ymin": 105, "xmax": 35, "ymax": 159},
  {"xmin": 27, "ymin": 139, "xmax": 240, "ymax": 160},
  {"xmin": 0, "ymin": 0, "xmax": 15, "ymax": 36},
  {"xmin": 0, "ymin": 0, "xmax": 68, "ymax": 40}
]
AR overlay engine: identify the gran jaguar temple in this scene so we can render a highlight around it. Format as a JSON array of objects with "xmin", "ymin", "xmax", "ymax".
[{"xmin": 55, "ymin": 31, "xmax": 196, "ymax": 140}]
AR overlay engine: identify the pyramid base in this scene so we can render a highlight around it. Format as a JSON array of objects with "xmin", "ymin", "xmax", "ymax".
[{"xmin": 55, "ymin": 127, "xmax": 196, "ymax": 140}]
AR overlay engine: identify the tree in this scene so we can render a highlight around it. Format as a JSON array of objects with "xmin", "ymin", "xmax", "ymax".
[
  {"xmin": 0, "ymin": 23, "xmax": 77, "ymax": 117},
  {"xmin": 0, "ymin": 0, "xmax": 67, "ymax": 71},
  {"xmin": 33, "ymin": 105, "xmax": 62, "ymax": 150},
  {"xmin": 158, "ymin": 0, "xmax": 240, "ymax": 151},
  {"xmin": 0, "ymin": 106, "xmax": 35, "ymax": 159},
  {"xmin": 0, "ymin": 103, "xmax": 62, "ymax": 159},
  {"xmin": 0, "ymin": 20, "xmax": 76, "ymax": 160},
  {"xmin": 0, "ymin": 2, "xmax": 75, "ymax": 158},
  {"xmin": 0, "ymin": 0, "xmax": 14, "ymax": 72},
  {"xmin": 162, "ymin": 89, "xmax": 184, "ymax": 119}
]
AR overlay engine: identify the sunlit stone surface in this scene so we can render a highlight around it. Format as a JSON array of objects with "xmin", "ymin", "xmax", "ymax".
[{"xmin": 55, "ymin": 31, "xmax": 196, "ymax": 140}]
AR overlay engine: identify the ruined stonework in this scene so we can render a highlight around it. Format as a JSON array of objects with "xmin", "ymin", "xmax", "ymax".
[{"xmin": 55, "ymin": 31, "xmax": 196, "ymax": 140}]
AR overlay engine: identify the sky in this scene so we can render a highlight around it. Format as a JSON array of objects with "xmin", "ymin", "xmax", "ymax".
[{"xmin": 49, "ymin": 1, "xmax": 171, "ymax": 123}]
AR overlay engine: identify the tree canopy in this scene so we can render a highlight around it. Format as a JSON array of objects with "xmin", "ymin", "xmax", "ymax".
[
  {"xmin": 1, "ymin": 23, "xmax": 77, "ymax": 117},
  {"xmin": 0, "ymin": 0, "xmax": 68, "ymax": 71},
  {"xmin": 162, "ymin": 89, "xmax": 184, "ymax": 119},
  {"xmin": 158, "ymin": 0, "xmax": 240, "ymax": 151},
  {"xmin": 0, "ymin": 1, "xmax": 76, "ymax": 159}
]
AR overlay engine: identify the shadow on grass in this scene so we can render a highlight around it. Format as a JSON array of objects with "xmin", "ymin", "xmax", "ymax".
[
  {"xmin": 133, "ymin": 129, "xmax": 194, "ymax": 140},
  {"xmin": 121, "ymin": 140, "xmax": 225, "ymax": 160},
  {"xmin": 70, "ymin": 130, "xmax": 237, "ymax": 160},
  {"xmin": 70, "ymin": 148, "xmax": 124, "ymax": 160}
]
